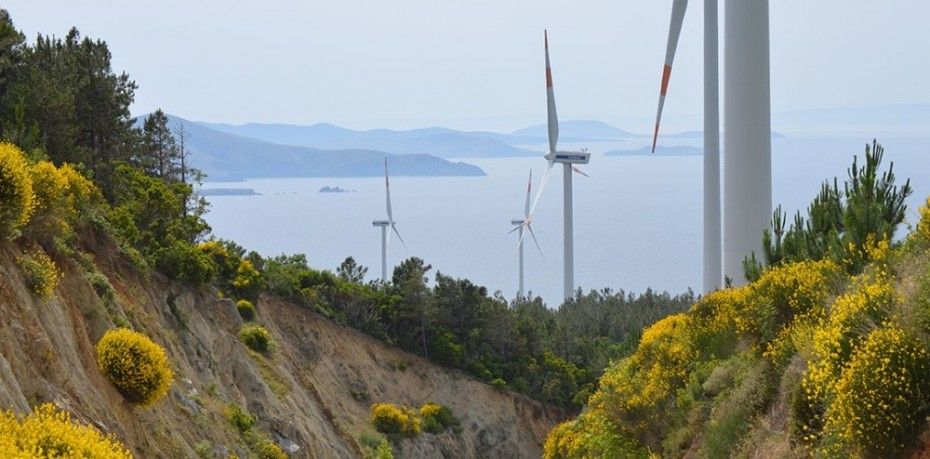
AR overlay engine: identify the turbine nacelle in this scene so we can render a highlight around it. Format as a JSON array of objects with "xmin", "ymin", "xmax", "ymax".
[
  {"xmin": 372, "ymin": 220, "xmax": 391, "ymax": 227},
  {"xmin": 511, "ymin": 218, "xmax": 526, "ymax": 226},
  {"xmin": 545, "ymin": 151, "xmax": 591, "ymax": 165}
]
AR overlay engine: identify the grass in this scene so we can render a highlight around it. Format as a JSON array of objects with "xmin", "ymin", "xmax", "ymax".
[{"xmin": 246, "ymin": 349, "xmax": 290, "ymax": 398}]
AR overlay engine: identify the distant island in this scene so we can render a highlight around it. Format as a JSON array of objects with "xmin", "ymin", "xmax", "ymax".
[
  {"xmin": 319, "ymin": 186, "xmax": 354, "ymax": 193},
  {"xmin": 605, "ymin": 146, "xmax": 702, "ymax": 156},
  {"xmin": 198, "ymin": 188, "xmax": 260, "ymax": 196}
]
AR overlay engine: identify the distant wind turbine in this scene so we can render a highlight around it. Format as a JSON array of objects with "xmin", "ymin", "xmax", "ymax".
[
  {"xmin": 372, "ymin": 158, "xmax": 406, "ymax": 283},
  {"xmin": 517, "ymin": 30, "xmax": 591, "ymax": 301},
  {"xmin": 651, "ymin": 0, "xmax": 771, "ymax": 288},
  {"xmin": 511, "ymin": 169, "xmax": 542, "ymax": 298}
]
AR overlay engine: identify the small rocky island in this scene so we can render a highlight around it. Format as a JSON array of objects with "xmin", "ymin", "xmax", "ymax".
[{"xmin": 319, "ymin": 186, "xmax": 354, "ymax": 193}]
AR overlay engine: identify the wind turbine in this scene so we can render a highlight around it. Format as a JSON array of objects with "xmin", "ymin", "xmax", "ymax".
[
  {"xmin": 651, "ymin": 0, "xmax": 771, "ymax": 288},
  {"xmin": 511, "ymin": 169, "xmax": 542, "ymax": 298},
  {"xmin": 518, "ymin": 30, "xmax": 591, "ymax": 301},
  {"xmin": 372, "ymin": 158, "xmax": 405, "ymax": 283}
]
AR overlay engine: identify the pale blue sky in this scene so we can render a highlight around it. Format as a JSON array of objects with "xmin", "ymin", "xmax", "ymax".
[{"xmin": 5, "ymin": 1, "xmax": 929, "ymax": 131}]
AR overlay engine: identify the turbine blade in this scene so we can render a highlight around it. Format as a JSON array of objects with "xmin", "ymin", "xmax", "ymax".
[
  {"xmin": 391, "ymin": 224, "xmax": 407, "ymax": 249},
  {"xmin": 545, "ymin": 30, "xmax": 559, "ymax": 154},
  {"xmin": 384, "ymin": 157, "xmax": 393, "ymax": 222},
  {"xmin": 527, "ymin": 223, "xmax": 543, "ymax": 257},
  {"xmin": 527, "ymin": 161, "xmax": 555, "ymax": 222},
  {"xmin": 652, "ymin": 0, "xmax": 689, "ymax": 153},
  {"xmin": 524, "ymin": 168, "xmax": 533, "ymax": 218},
  {"xmin": 571, "ymin": 166, "xmax": 589, "ymax": 177}
]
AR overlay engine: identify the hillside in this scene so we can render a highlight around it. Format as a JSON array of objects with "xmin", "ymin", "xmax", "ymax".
[
  {"xmin": 543, "ymin": 143, "xmax": 930, "ymax": 459},
  {"xmin": 200, "ymin": 122, "xmax": 538, "ymax": 159},
  {"xmin": 0, "ymin": 227, "xmax": 565, "ymax": 458},
  {"xmin": 150, "ymin": 115, "xmax": 486, "ymax": 181}
]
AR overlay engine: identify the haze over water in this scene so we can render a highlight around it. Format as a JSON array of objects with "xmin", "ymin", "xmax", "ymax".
[{"xmin": 203, "ymin": 136, "xmax": 930, "ymax": 306}]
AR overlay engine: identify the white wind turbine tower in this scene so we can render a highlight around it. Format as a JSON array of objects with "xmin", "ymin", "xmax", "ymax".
[
  {"xmin": 511, "ymin": 169, "xmax": 543, "ymax": 298},
  {"xmin": 519, "ymin": 30, "xmax": 591, "ymax": 301},
  {"xmin": 372, "ymin": 158, "xmax": 406, "ymax": 283},
  {"xmin": 651, "ymin": 0, "xmax": 771, "ymax": 288}
]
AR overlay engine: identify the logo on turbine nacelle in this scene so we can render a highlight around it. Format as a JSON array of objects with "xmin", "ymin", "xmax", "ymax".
[{"xmin": 547, "ymin": 151, "xmax": 591, "ymax": 164}]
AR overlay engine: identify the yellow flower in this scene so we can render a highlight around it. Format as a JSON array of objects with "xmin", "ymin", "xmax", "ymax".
[{"xmin": 0, "ymin": 404, "xmax": 132, "ymax": 458}]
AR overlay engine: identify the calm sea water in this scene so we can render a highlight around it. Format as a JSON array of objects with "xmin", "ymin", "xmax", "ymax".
[{"xmin": 202, "ymin": 136, "xmax": 930, "ymax": 306}]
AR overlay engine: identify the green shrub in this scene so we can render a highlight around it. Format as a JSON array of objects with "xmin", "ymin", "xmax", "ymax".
[
  {"xmin": 237, "ymin": 299, "xmax": 257, "ymax": 321},
  {"xmin": 197, "ymin": 240, "xmax": 240, "ymax": 281},
  {"xmin": 253, "ymin": 439, "xmax": 287, "ymax": 459},
  {"xmin": 194, "ymin": 441, "xmax": 212, "ymax": 458},
  {"xmin": 85, "ymin": 270, "xmax": 115, "ymax": 301},
  {"xmin": 418, "ymin": 402, "xmax": 459, "ymax": 434},
  {"xmin": 0, "ymin": 142, "xmax": 34, "ymax": 239},
  {"xmin": 915, "ymin": 196, "xmax": 930, "ymax": 247},
  {"xmin": 370, "ymin": 403, "xmax": 420, "ymax": 437},
  {"xmin": 490, "ymin": 378, "xmax": 507, "ymax": 389},
  {"xmin": 225, "ymin": 404, "xmax": 256, "ymax": 432},
  {"xmin": 155, "ymin": 240, "xmax": 218, "ymax": 286},
  {"xmin": 359, "ymin": 433, "xmax": 393, "ymax": 459},
  {"xmin": 95, "ymin": 328, "xmax": 174, "ymax": 407},
  {"xmin": 543, "ymin": 410, "xmax": 649, "ymax": 459},
  {"xmin": 374, "ymin": 438, "xmax": 393, "ymax": 459},
  {"xmin": 822, "ymin": 326, "xmax": 930, "ymax": 456},
  {"xmin": 239, "ymin": 325, "xmax": 273, "ymax": 353},
  {"xmin": 17, "ymin": 250, "xmax": 59, "ymax": 298}
]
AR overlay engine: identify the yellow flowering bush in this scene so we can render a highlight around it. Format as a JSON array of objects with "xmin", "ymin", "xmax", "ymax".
[
  {"xmin": 754, "ymin": 259, "xmax": 839, "ymax": 322},
  {"xmin": 841, "ymin": 233, "xmax": 891, "ymax": 274},
  {"xmin": 803, "ymin": 273, "xmax": 896, "ymax": 404},
  {"xmin": 418, "ymin": 402, "xmax": 458, "ymax": 434},
  {"xmin": 96, "ymin": 328, "xmax": 174, "ymax": 407},
  {"xmin": 17, "ymin": 250, "xmax": 59, "ymax": 298},
  {"xmin": 0, "ymin": 142, "xmax": 34, "ymax": 239},
  {"xmin": 57, "ymin": 164, "xmax": 101, "ymax": 214},
  {"xmin": 253, "ymin": 439, "xmax": 287, "ymax": 459},
  {"xmin": 25, "ymin": 161, "xmax": 101, "ymax": 237},
  {"xmin": 822, "ymin": 327, "xmax": 930, "ymax": 456},
  {"xmin": 543, "ymin": 409, "xmax": 648, "ymax": 459},
  {"xmin": 28, "ymin": 161, "xmax": 70, "ymax": 234},
  {"xmin": 232, "ymin": 260, "xmax": 264, "ymax": 302},
  {"xmin": 0, "ymin": 403, "xmax": 131, "ymax": 458},
  {"xmin": 239, "ymin": 325, "xmax": 273, "ymax": 353},
  {"xmin": 370, "ymin": 403, "xmax": 420, "ymax": 437},
  {"xmin": 690, "ymin": 286, "xmax": 754, "ymax": 336},
  {"xmin": 590, "ymin": 314, "xmax": 696, "ymax": 438}
]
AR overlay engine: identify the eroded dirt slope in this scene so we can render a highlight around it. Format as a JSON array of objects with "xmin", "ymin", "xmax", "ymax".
[{"xmin": 0, "ymin": 231, "xmax": 565, "ymax": 458}]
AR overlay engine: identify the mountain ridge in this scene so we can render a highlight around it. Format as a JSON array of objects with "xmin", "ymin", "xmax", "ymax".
[{"xmin": 135, "ymin": 114, "xmax": 486, "ymax": 181}]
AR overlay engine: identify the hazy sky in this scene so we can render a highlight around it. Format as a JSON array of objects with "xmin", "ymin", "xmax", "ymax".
[{"xmin": 5, "ymin": 1, "xmax": 929, "ymax": 131}]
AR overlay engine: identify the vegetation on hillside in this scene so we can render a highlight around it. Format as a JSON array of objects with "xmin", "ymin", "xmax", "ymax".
[{"xmin": 545, "ymin": 147, "xmax": 930, "ymax": 458}]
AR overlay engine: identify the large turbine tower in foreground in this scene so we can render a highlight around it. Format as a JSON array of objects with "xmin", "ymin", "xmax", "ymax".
[
  {"xmin": 372, "ymin": 158, "xmax": 405, "ymax": 283},
  {"xmin": 519, "ymin": 30, "xmax": 590, "ymax": 301},
  {"xmin": 722, "ymin": 0, "xmax": 772, "ymax": 285},
  {"xmin": 652, "ymin": 0, "xmax": 771, "ymax": 288}
]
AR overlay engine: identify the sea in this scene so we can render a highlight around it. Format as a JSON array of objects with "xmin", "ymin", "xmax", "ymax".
[{"xmin": 201, "ymin": 136, "xmax": 930, "ymax": 306}]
